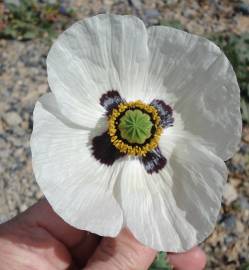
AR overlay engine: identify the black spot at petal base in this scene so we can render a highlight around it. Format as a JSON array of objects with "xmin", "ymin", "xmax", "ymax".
[
  {"xmin": 92, "ymin": 132, "xmax": 125, "ymax": 166},
  {"xmin": 100, "ymin": 90, "xmax": 124, "ymax": 115},
  {"xmin": 150, "ymin": 99, "xmax": 174, "ymax": 128},
  {"xmin": 140, "ymin": 147, "xmax": 167, "ymax": 174}
]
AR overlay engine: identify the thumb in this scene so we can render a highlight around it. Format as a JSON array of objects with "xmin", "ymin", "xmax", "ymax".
[{"xmin": 84, "ymin": 229, "xmax": 156, "ymax": 270}]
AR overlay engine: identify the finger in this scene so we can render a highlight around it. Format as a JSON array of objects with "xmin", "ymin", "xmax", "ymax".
[
  {"xmin": 84, "ymin": 229, "xmax": 156, "ymax": 270},
  {"xmin": 6, "ymin": 198, "xmax": 100, "ymax": 265},
  {"xmin": 70, "ymin": 232, "xmax": 100, "ymax": 268},
  {"xmin": 0, "ymin": 216, "xmax": 72, "ymax": 270},
  {"xmin": 16, "ymin": 198, "xmax": 88, "ymax": 247},
  {"xmin": 168, "ymin": 246, "xmax": 206, "ymax": 270}
]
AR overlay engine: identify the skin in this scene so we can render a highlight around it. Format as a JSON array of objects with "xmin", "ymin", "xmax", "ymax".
[{"xmin": 0, "ymin": 199, "xmax": 206, "ymax": 270}]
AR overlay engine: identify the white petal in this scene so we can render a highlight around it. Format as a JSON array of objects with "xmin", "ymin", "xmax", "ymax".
[
  {"xmin": 160, "ymin": 131, "xmax": 227, "ymax": 251},
  {"xmin": 115, "ymin": 158, "xmax": 196, "ymax": 252},
  {"xmin": 115, "ymin": 135, "xmax": 227, "ymax": 252},
  {"xmin": 31, "ymin": 93, "xmax": 123, "ymax": 236},
  {"xmin": 147, "ymin": 26, "xmax": 242, "ymax": 160},
  {"xmin": 47, "ymin": 14, "xmax": 149, "ymax": 127}
]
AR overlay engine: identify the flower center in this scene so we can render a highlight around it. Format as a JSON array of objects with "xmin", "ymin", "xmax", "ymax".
[
  {"xmin": 108, "ymin": 100, "xmax": 163, "ymax": 156},
  {"xmin": 118, "ymin": 109, "xmax": 153, "ymax": 144}
]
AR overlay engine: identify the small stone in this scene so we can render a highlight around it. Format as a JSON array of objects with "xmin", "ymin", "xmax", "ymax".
[
  {"xmin": 0, "ymin": 63, "xmax": 5, "ymax": 76},
  {"xmin": 0, "ymin": 215, "xmax": 9, "ymax": 224},
  {"xmin": 209, "ymin": 0, "xmax": 219, "ymax": 7},
  {"xmin": 229, "ymin": 177, "xmax": 241, "ymax": 188},
  {"xmin": 223, "ymin": 214, "xmax": 236, "ymax": 230},
  {"xmin": 235, "ymin": 3, "xmax": 249, "ymax": 15},
  {"xmin": 244, "ymin": 132, "xmax": 249, "ymax": 143},
  {"xmin": 20, "ymin": 120, "xmax": 29, "ymax": 130},
  {"xmin": 22, "ymin": 91, "xmax": 39, "ymax": 106},
  {"xmin": 236, "ymin": 220, "xmax": 244, "ymax": 233},
  {"xmin": 0, "ymin": 102, "xmax": 8, "ymax": 114},
  {"xmin": 0, "ymin": 120, "xmax": 4, "ymax": 133},
  {"xmin": 183, "ymin": 8, "xmax": 196, "ymax": 19},
  {"xmin": 165, "ymin": 0, "xmax": 178, "ymax": 5},
  {"xmin": 242, "ymin": 210, "xmax": 249, "ymax": 222},
  {"xmin": 145, "ymin": 9, "xmax": 160, "ymax": 18},
  {"xmin": 224, "ymin": 234, "xmax": 236, "ymax": 246},
  {"xmin": 239, "ymin": 196, "xmax": 249, "ymax": 210},
  {"xmin": 3, "ymin": 111, "xmax": 22, "ymax": 126},
  {"xmin": 4, "ymin": 0, "xmax": 20, "ymax": 5},
  {"xmin": 144, "ymin": 9, "xmax": 160, "ymax": 25},
  {"xmin": 38, "ymin": 83, "xmax": 48, "ymax": 94},
  {"xmin": 46, "ymin": 0, "xmax": 57, "ymax": 4},
  {"xmin": 223, "ymin": 183, "xmax": 238, "ymax": 205},
  {"xmin": 129, "ymin": 0, "xmax": 142, "ymax": 10},
  {"xmin": 35, "ymin": 190, "xmax": 44, "ymax": 200},
  {"xmin": 19, "ymin": 204, "xmax": 28, "ymax": 212}
]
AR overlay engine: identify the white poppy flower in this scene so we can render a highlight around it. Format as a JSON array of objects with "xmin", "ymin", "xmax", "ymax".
[{"xmin": 30, "ymin": 14, "xmax": 242, "ymax": 252}]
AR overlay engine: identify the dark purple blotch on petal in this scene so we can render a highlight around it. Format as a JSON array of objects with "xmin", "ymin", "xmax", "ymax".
[
  {"xmin": 92, "ymin": 132, "xmax": 125, "ymax": 166},
  {"xmin": 100, "ymin": 90, "xmax": 124, "ymax": 115},
  {"xmin": 140, "ymin": 147, "xmax": 167, "ymax": 174},
  {"xmin": 150, "ymin": 99, "xmax": 174, "ymax": 128}
]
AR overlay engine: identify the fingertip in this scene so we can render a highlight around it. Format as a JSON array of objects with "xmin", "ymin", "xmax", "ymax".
[
  {"xmin": 167, "ymin": 246, "xmax": 206, "ymax": 270},
  {"xmin": 85, "ymin": 229, "xmax": 157, "ymax": 270},
  {"xmin": 191, "ymin": 247, "xmax": 207, "ymax": 268}
]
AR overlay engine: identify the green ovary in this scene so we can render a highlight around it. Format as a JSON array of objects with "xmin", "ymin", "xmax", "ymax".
[{"xmin": 118, "ymin": 109, "xmax": 153, "ymax": 144}]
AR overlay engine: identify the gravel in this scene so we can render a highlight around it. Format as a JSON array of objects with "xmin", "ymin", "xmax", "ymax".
[
  {"xmin": 3, "ymin": 111, "xmax": 22, "ymax": 126},
  {"xmin": 0, "ymin": 1, "xmax": 248, "ymax": 269},
  {"xmin": 0, "ymin": 39, "xmax": 48, "ymax": 221}
]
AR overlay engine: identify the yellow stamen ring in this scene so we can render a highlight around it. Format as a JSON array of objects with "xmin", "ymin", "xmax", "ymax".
[{"xmin": 108, "ymin": 100, "xmax": 163, "ymax": 156}]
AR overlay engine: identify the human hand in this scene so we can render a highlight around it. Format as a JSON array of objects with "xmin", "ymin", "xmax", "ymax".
[{"xmin": 0, "ymin": 199, "xmax": 206, "ymax": 270}]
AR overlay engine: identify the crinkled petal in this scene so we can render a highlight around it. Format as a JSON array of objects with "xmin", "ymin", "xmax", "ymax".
[
  {"xmin": 147, "ymin": 26, "xmax": 242, "ymax": 160},
  {"xmin": 115, "ymin": 132, "xmax": 227, "ymax": 252},
  {"xmin": 159, "ymin": 129, "xmax": 227, "ymax": 251},
  {"xmin": 47, "ymin": 14, "xmax": 149, "ymax": 127},
  {"xmin": 31, "ymin": 93, "xmax": 123, "ymax": 236},
  {"xmin": 114, "ymin": 158, "xmax": 196, "ymax": 252}
]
